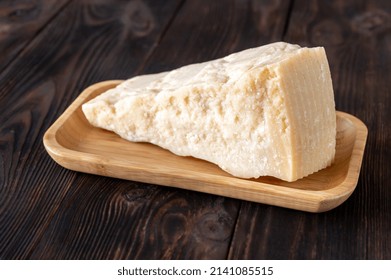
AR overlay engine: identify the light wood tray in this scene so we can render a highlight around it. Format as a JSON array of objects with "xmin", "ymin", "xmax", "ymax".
[{"xmin": 43, "ymin": 81, "xmax": 368, "ymax": 212}]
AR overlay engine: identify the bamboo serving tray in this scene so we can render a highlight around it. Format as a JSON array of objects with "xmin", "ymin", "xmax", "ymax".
[{"xmin": 44, "ymin": 81, "xmax": 368, "ymax": 212}]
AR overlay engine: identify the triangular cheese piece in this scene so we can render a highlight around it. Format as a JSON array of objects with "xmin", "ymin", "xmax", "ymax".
[{"xmin": 82, "ymin": 42, "xmax": 336, "ymax": 182}]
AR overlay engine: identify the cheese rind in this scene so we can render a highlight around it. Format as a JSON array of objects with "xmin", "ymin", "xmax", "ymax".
[{"xmin": 82, "ymin": 42, "xmax": 336, "ymax": 182}]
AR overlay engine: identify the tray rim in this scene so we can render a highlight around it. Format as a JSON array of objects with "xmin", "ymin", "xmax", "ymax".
[{"xmin": 43, "ymin": 80, "xmax": 368, "ymax": 213}]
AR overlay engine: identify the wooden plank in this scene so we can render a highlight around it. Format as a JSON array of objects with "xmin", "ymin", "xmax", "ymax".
[
  {"xmin": 142, "ymin": 0, "xmax": 292, "ymax": 74},
  {"xmin": 29, "ymin": 0, "xmax": 293, "ymax": 259},
  {"xmin": 0, "ymin": 0, "xmax": 70, "ymax": 71},
  {"xmin": 228, "ymin": 0, "xmax": 391, "ymax": 259},
  {"xmin": 0, "ymin": 0, "xmax": 182, "ymax": 259},
  {"xmin": 31, "ymin": 177, "xmax": 240, "ymax": 259}
]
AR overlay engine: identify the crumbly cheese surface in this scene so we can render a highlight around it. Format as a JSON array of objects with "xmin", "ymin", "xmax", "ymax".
[{"xmin": 82, "ymin": 42, "xmax": 336, "ymax": 182}]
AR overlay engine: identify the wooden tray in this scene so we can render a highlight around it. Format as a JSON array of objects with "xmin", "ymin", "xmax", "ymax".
[{"xmin": 43, "ymin": 81, "xmax": 368, "ymax": 212}]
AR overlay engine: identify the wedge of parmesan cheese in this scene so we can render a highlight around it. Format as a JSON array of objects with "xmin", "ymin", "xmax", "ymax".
[{"xmin": 82, "ymin": 42, "xmax": 336, "ymax": 182}]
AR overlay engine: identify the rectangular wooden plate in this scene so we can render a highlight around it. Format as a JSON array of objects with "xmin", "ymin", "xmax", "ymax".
[{"xmin": 43, "ymin": 81, "xmax": 368, "ymax": 212}]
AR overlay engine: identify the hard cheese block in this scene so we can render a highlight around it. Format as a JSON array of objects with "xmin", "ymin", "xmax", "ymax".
[{"xmin": 82, "ymin": 42, "xmax": 336, "ymax": 182}]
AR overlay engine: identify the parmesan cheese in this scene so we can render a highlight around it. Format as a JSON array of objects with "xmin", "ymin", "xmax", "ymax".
[{"xmin": 82, "ymin": 42, "xmax": 336, "ymax": 182}]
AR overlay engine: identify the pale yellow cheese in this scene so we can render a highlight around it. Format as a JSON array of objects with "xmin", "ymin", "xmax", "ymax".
[{"xmin": 82, "ymin": 42, "xmax": 336, "ymax": 182}]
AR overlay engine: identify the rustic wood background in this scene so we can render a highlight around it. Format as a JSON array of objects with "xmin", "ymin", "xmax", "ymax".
[{"xmin": 0, "ymin": 0, "xmax": 390, "ymax": 259}]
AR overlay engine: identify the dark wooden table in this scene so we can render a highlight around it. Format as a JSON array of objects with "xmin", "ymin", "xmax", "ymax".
[{"xmin": 1, "ymin": 0, "xmax": 390, "ymax": 260}]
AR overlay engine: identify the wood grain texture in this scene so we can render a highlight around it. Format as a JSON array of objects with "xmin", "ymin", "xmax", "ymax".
[
  {"xmin": 228, "ymin": 0, "xmax": 391, "ymax": 259},
  {"xmin": 30, "ymin": 177, "xmax": 239, "ymax": 259},
  {"xmin": 29, "ymin": 0, "xmax": 293, "ymax": 259},
  {"xmin": 43, "ymin": 80, "xmax": 367, "ymax": 213},
  {"xmin": 0, "ymin": 0, "xmax": 182, "ymax": 259},
  {"xmin": 142, "ymin": 0, "xmax": 293, "ymax": 74},
  {"xmin": 0, "ymin": 0, "xmax": 70, "ymax": 72}
]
